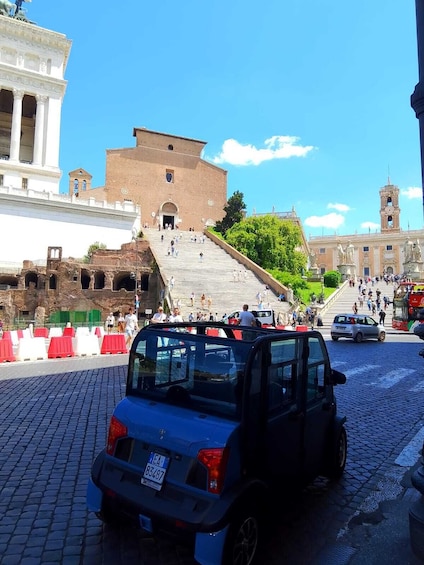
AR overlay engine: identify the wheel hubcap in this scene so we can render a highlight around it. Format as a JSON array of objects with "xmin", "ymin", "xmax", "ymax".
[{"xmin": 233, "ymin": 516, "xmax": 258, "ymax": 565}]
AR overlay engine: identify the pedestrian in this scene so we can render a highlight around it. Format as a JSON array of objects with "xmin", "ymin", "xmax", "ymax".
[
  {"xmin": 106, "ymin": 312, "xmax": 115, "ymax": 334},
  {"xmin": 124, "ymin": 307, "xmax": 139, "ymax": 348},
  {"xmin": 168, "ymin": 306, "xmax": 183, "ymax": 323},
  {"xmin": 200, "ymin": 293, "xmax": 206, "ymax": 309},
  {"xmin": 151, "ymin": 306, "xmax": 167, "ymax": 323},
  {"xmin": 169, "ymin": 276, "xmax": 175, "ymax": 290},
  {"xmin": 190, "ymin": 292, "xmax": 195, "ymax": 307},
  {"xmin": 237, "ymin": 304, "xmax": 256, "ymax": 327},
  {"xmin": 352, "ymin": 302, "xmax": 358, "ymax": 314},
  {"xmin": 199, "ymin": 251, "xmax": 204, "ymax": 262},
  {"xmin": 309, "ymin": 309, "xmax": 316, "ymax": 329},
  {"xmin": 117, "ymin": 312, "xmax": 125, "ymax": 333},
  {"xmin": 379, "ymin": 310, "xmax": 386, "ymax": 325}
]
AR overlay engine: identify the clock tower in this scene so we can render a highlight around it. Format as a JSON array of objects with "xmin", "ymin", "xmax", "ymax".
[{"xmin": 380, "ymin": 181, "xmax": 401, "ymax": 233}]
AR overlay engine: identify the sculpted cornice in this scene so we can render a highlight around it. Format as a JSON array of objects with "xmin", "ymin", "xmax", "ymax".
[
  {"xmin": 0, "ymin": 67, "xmax": 67, "ymax": 96},
  {"xmin": 0, "ymin": 18, "xmax": 71, "ymax": 61}
]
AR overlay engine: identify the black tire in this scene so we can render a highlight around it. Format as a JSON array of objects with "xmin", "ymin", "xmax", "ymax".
[
  {"xmin": 95, "ymin": 500, "xmax": 119, "ymax": 526},
  {"xmin": 223, "ymin": 509, "xmax": 259, "ymax": 565},
  {"xmin": 354, "ymin": 332, "xmax": 363, "ymax": 343},
  {"xmin": 378, "ymin": 332, "xmax": 386, "ymax": 342},
  {"xmin": 325, "ymin": 426, "xmax": 347, "ymax": 480},
  {"xmin": 331, "ymin": 336, "xmax": 339, "ymax": 341}
]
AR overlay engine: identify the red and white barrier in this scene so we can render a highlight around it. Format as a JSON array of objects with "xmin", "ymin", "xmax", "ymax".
[
  {"xmin": 74, "ymin": 335, "xmax": 100, "ymax": 357},
  {"xmin": 16, "ymin": 337, "xmax": 48, "ymax": 361}
]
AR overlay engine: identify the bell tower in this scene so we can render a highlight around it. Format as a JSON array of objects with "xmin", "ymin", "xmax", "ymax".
[{"xmin": 380, "ymin": 181, "xmax": 401, "ymax": 233}]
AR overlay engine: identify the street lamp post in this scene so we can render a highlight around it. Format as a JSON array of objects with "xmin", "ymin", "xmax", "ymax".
[
  {"xmin": 411, "ymin": 0, "xmax": 424, "ymax": 216},
  {"xmin": 132, "ymin": 228, "xmax": 140, "ymax": 318},
  {"xmin": 409, "ymin": 3, "xmax": 424, "ymax": 556}
]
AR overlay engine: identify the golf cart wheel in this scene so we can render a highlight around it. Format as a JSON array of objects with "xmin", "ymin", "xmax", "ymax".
[
  {"xmin": 325, "ymin": 426, "xmax": 347, "ymax": 480},
  {"xmin": 354, "ymin": 332, "xmax": 363, "ymax": 343},
  {"xmin": 331, "ymin": 336, "xmax": 339, "ymax": 341},
  {"xmin": 95, "ymin": 500, "xmax": 119, "ymax": 526},
  {"xmin": 223, "ymin": 508, "xmax": 259, "ymax": 565},
  {"xmin": 378, "ymin": 332, "xmax": 386, "ymax": 342}
]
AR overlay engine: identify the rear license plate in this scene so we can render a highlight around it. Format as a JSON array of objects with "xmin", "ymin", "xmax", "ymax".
[{"xmin": 141, "ymin": 452, "xmax": 170, "ymax": 491}]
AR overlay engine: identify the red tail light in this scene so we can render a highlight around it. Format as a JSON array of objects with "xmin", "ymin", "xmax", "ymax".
[
  {"xmin": 106, "ymin": 415, "xmax": 128, "ymax": 455},
  {"xmin": 197, "ymin": 447, "xmax": 229, "ymax": 494}
]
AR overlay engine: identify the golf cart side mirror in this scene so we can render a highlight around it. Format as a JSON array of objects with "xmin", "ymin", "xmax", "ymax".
[{"xmin": 331, "ymin": 369, "xmax": 346, "ymax": 385}]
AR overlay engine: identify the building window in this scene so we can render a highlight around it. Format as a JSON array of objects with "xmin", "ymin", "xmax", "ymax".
[
  {"xmin": 22, "ymin": 177, "xmax": 28, "ymax": 189},
  {"xmin": 386, "ymin": 245, "xmax": 393, "ymax": 251},
  {"xmin": 319, "ymin": 248, "xmax": 325, "ymax": 254},
  {"xmin": 168, "ymin": 144, "xmax": 174, "ymax": 151},
  {"xmin": 388, "ymin": 215, "xmax": 393, "ymax": 228},
  {"xmin": 387, "ymin": 196, "xmax": 392, "ymax": 206},
  {"xmin": 82, "ymin": 180, "xmax": 87, "ymax": 191},
  {"xmin": 166, "ymin": 170, "xmax": 174, "ymax": 183},
  {"xmin": 74, "ymin": 179, "xmax": 79, "ymax": 195},
  {"xmin": 363, "ymin": 246, "xmax": 369, "ymax": 252}
]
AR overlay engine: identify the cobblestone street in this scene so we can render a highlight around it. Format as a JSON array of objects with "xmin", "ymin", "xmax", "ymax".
[{"xmin": 1, "ymin": 320, "xmax": 424, "ymax": 565}]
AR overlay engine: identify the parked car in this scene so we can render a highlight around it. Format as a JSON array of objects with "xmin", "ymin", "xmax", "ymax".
[
  {"xmin": 221, "ymin": 308, "xmax": 275, "ymax": 327},
  {"xmin": 331, "ymin": 313, "xmax": 386, "ymax": 342},
  {"xmin": 87, "ymin": 322, "xmax": 347, "ymax": 565}
]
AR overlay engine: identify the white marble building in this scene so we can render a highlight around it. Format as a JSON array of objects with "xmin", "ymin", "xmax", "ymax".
[{"xmin": 0, "ymin": 16, "xmax": 139, "ymax": 266}]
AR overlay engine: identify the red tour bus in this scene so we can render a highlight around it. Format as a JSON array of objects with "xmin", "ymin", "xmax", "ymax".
[{"xmin": 392, "ymin": 282, "xmax": 424, "ymax": 331}]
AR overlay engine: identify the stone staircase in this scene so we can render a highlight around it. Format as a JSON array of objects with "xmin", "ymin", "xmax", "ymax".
[
  {"xmin": 144, "ymin": 229, "xmax": 290, "ymax": 320},
  {"xmin": 319, "ymin": 279, "xmax": 395, "ymax": 329}
]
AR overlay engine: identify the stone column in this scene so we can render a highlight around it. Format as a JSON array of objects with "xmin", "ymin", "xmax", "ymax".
[
  {"xmin": 9, "ymin": 89, "xmax": 24, "ymax": 162},
  {"xmin": 33, "ymin": 95, "xmax": 47, "ymax": 166}
]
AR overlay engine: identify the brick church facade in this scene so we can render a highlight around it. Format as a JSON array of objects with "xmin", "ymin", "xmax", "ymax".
[{"xmin": 69, "ymin": 128, "xmax": 228, "ymax": 232}]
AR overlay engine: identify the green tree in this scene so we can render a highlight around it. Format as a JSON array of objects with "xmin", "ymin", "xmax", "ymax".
[
  {"xmin": 224, "ymin": 215, "xmax": 307, "ymax": 274},
  {"xmin": 215, "ymin": 190, "xmax": 246, "ymax": 234},
  {"xmin": 83, "ymin": 242, "xmax": 106, "ymax": 263}
]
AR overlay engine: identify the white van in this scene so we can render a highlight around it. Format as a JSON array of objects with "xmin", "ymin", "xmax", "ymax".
[{"xmin": 221, "ymin": 309, "xmax": 275, "ymax": 327}]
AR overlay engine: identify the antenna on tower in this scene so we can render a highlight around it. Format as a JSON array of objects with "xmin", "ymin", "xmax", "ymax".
[{"xmin": 387, "ymin": 165, "xmax": 391, "ymax": 185}]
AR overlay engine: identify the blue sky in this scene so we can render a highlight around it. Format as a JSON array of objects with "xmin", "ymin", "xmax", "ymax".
[{"xmin": 27, "ymin": 0, "xmax": 423, "ymax": 236}]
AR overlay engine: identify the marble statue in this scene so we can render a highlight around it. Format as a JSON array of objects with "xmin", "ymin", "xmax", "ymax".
[{"xmin": 337, "ymin": 243, "xmax": 346, "ymax": 265}]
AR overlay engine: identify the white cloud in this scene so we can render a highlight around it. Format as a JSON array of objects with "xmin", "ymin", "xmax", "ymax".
[
  {"xmin": 212, "ymin": 135, "xmax": 315, "ymax": 166},
  {"xmin": 304, "ymin": 212, "xmax": 345, "ymax": 230},
  {"xmin": 328, "ymin": 202, "xmax": 350, "ymax": 212},
  {"xmin": 401, "ymin": 186, "xmax": 422, "ymax": 199},
  {"xmin": 360, "ymin": 221, "xmax": 380, "ymax": 230}
]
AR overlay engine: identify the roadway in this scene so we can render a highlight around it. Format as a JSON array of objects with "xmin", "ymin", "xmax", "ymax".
[{"xmin": 1, "ymin": 281, "xmax": 424, "ymax": 564}]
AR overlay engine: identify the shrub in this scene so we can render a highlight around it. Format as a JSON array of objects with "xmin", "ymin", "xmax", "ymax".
[{"xmin": 324, "ymin": 270, "xmax": 341, "ymax": 288}]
